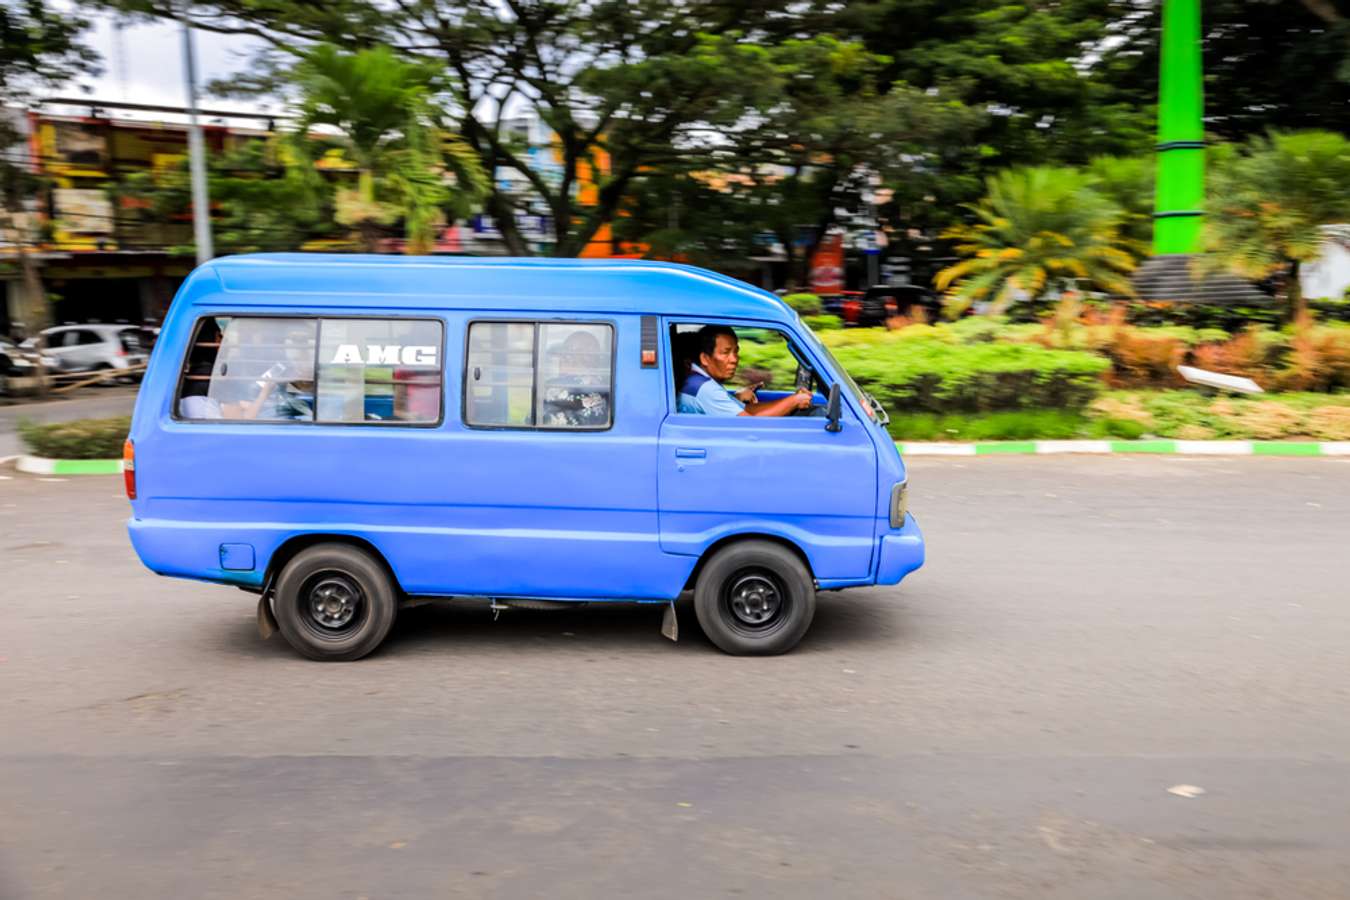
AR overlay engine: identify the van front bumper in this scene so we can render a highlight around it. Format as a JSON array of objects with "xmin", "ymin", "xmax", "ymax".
[{"xmin": 875, "ymin": 514, "xmax": 924, "ymax": 585}]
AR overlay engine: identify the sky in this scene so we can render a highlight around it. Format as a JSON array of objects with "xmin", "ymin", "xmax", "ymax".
[{"xmin": 49, "ymin": 10, "xmax": 274, "ymax": 124}]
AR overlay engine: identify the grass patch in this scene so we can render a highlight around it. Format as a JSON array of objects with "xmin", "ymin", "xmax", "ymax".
[
  {"xmin": 888, "ymin": 409, "xmax": 1089, "ymax": 441},
  {"xmin": 18, "ymin": 416, "xmax": 131, "ymax": 459}
]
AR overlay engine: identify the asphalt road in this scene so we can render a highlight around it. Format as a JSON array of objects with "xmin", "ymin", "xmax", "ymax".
[{"xmin": 2, "ymin": 457, "xmax": 1349, "ymax": 899}]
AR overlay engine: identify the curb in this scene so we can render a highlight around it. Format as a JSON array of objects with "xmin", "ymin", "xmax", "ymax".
[
  {"xmin": 897, "ymin": 440, "xmax": 1350, "ymax": 457},
  {"xmin": 15, "ymin": 455, "xmax": 124, "ymax": 475}
]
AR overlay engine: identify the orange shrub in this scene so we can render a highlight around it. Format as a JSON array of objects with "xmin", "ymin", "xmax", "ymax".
[
  {"xmin": 1105, "ymin": 327, "xmax": 1185, "ymax": 388},
  {"xmin": 1190, "ymin": 329, "xmax": 1274, "ymax": 388}
]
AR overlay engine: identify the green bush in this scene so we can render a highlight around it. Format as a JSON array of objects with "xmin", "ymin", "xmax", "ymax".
[
  {"xmin": 18, "ymin": 416, "xmax": 130, "ymax": 459},
  {"xmin": 833, "ymin": 335, "xmax": 1110, "ymax": 413},
  {"xmin": 1090, "ymin": 391, "xmax": 1350, "ymax": 440},
  {"xmin": 738, "ymin": 328, "xmax": 1109, "ymax": 413},
  {"xmin": 801, "ymin": 313, "xmax": 843, "ymax": 331},
  {"xmin": 781, "ymin": 292, "xmax": 823, "ymax": 315},
  {"xmin": 889, "ymin": 409, "xmax": 1089, "ymax": 441}
]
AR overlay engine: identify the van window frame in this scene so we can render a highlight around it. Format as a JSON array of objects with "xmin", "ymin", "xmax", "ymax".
[
  {"xmin": 664, "ymin": 318, "xmax": 845, "ymax": 421},
  {"xmin": 461, "ymin": 316, "xmax": 617, "ymax": 433},
  {"xmin": 171, "ymin": 312, "xmax": 447, "ymax": 428}
]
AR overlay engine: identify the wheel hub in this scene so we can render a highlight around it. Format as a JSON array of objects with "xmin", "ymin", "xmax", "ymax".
[
  {"xmin": 728, "ymin": 574, "xmax": 781, "ymax": 626},
  {"xmin": 307, "ymin": 575, "xmax": 361, "ymax": 630}
]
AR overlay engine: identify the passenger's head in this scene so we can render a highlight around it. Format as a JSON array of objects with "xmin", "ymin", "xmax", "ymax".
[
  {"xmin": 696, "ymin": 325, "xmax": 739, "ymax": 382},
  {"xmin": 673, "ymin": 331, "xmax": 701, "ymax": 383},
  {"xmin": 558, "ymin": 329, "xmax": 601, "ymax": 376}
]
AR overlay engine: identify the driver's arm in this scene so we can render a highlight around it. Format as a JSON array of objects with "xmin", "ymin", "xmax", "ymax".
[{"xmin": 740, "ymin": 389, "xmax": 813, "ymax": 417}]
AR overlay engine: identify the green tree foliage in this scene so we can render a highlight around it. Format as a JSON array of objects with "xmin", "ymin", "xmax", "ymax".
[
  {"xmin": 1085, "ymin": 155, "xmax": 1154, "ymax": 247},
  {"xmin": 616, "ymin": 36, "xmax": 980, "ymax": 283},
  {"xmin": 1203, "ymin": 130, "xmax": 1350, "ymax": 317},
  {"xmin": 114, "ymin": 137, "xmax": 335, "ymax": 254},
  {"xmin": 936, "ymin": 167, "xmax": 1139, "ymax": 314},
  {"xmin": 848, "ymin": 0, "xmax": 1154, "ymax": 160},
  {"xmin": 108, "ymin": 0, "xmax": 794, "ymax": 257},
  {"xmin": 1103, "ymin": 0, "xmax": 1350, "ymax": 139},
  {"xmin": 291, "ymin": 44, "xmax": 487, "ymax": 253}
]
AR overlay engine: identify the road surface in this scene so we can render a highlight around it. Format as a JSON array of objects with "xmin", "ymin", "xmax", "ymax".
[{"xmin": 2, "ymin": 456, "xmax": 1348, "ymax": 898}]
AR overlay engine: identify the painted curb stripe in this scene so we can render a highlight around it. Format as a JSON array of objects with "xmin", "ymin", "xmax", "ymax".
[
  {"xmin": 16, "ymin": 456, "xmax": 122, "ymax": 475},
  {"xmin": 1035, "ymin": 441, "xmax": 1112, "ymax": 454},
  {"xmin": 54, "ymin": 459, "xmax": 125, "ymax": 475},
  {"xmin": 895, "ymin": 441, "xmax": 1345, "ymax": 457},
  {"xmin": 975, "ymin": 442, "xmax": 1038, "ymax": 455},
  {"xmin": 1109, "ymin": 440, "xmax": 1177, "ymax": 454},
  {"xmin": 1251, "ymin": 442, "xmax": 1323, "ymax": 457},
  {"xmin": 1173, "ymin": 440, "xmax": 1253, "ymax": 455},
  {"xmin": 895, "ymin": 442, "xmax": 976, "ymax": 456}
]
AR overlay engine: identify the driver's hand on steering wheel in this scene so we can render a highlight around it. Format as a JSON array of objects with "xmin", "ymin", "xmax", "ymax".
[{"xmin": 792, "ymin": 389, "xmax": 813, "ymax": 409}]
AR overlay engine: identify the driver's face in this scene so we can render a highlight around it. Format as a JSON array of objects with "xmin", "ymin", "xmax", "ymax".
[{"xmin": 700, "ymin": 334, "xmax": 739, "ymax": 383}]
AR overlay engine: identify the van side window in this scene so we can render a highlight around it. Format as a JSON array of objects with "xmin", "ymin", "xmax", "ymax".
[
  {"xmin": 177, "ymin": 317, "xmax": 317, "ymax": 422},
  {"xmin": 176, "ymin": 316, "xmax": 444, "ymax": 425},
  {"xmin": 317, "ymin": 319, "xmax": 443, "ymax": 423},
  {"xmin": 465, "ymin": 321, "xmax": 613, "ymax": 430}
]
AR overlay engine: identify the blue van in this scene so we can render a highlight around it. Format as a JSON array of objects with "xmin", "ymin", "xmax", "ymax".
[{"xmin": 125, "ymin": 254, "xmax": 924, "ymax": 660}]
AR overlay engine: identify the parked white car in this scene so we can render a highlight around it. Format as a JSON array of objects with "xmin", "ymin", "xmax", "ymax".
[{"xmin": 24, "ymin": 324, "xmax": 149, "ymax": 378}]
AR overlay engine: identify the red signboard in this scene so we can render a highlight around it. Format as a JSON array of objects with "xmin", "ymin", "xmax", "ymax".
[{"xmin": 809, "ymin": 232, "xmax": 845, "ymax": 294}]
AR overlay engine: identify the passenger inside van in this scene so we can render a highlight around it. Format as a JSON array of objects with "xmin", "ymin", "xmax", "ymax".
[
  {"xmin": 178, "ymin": 363, "xmax": 310, "ymax": 420},
  {"xmin": 540, "ymin": 328, "xmax": 610, "ymax": 427},
  {"xmin": 679, "ymin": 325, "xmax": 812, "ymax": 417}
]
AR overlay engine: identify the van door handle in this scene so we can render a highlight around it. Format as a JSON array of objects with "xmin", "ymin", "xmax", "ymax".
[{"xmin": 674, "ymin": 448, "xmax": 707, "ymax": 460}]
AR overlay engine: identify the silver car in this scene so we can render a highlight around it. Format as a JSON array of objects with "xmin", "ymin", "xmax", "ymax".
[{"xmin": 26, "ymin": 324, "xmax": 149, "ymax": 378}]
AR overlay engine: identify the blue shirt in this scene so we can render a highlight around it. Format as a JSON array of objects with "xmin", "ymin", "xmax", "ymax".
[{"xmin": 678, "ymin": 363, "xmax": 745, "ymax": 416}]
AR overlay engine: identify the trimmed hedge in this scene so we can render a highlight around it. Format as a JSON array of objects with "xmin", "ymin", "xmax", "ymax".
[
  {"xmin": 781, "ymin": 292, "xmax": 823, "ymax": 315},
  {"xmin": 740, "ymin": 329, "xmax": 1110, "ymax": 413},
  {"xmin": 838, "ymin": 338, "xmax": 1109, "ymax": 413},
  {"xmin": 18, "ymin": 416, "xmax": 130, "ymax": 460}
]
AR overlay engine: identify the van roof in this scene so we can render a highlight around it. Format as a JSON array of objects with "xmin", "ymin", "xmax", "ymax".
[{"xmin": 188, "ymin": 253, "xmax": 796, "ymax": 322}]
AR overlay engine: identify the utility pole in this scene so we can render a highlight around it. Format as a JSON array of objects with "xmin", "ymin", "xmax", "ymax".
[
  {"xmin": 179, "ymin": 4, "xmax": 214, "ymax": 264},
  {"xmin": 1153, "ymin": 0, "xmax": 1204, "ymax": 255},
  {"xmin": 1132, "ymin": 0, "xmax": 1267, "ymax": 306}
]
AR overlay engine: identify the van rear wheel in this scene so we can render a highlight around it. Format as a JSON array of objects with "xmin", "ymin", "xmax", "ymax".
[
  {"xmin": 272, "ymin": 544, "xmax": 397, "ymax": 661},
  {"xmin": 693, "ymin": 540, "xmax": 815, "ymax": 655}
]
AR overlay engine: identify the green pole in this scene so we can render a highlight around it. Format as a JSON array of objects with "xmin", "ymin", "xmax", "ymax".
[{"xmin": 1154, "ymin": 0, "xmax": 1204, "ymax": 254}]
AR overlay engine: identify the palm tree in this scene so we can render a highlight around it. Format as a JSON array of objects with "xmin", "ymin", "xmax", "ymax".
[
  {"xmin": 1202, "ymin": 130, "xmax": 1350, "ymax": 319},
  {"xmin": 292, "ymin": 44, "xmax": 488, "ymax": 253},
  {"xmin": 936, "ymin": 167, "xmax": 1140, "ymax": 315}
]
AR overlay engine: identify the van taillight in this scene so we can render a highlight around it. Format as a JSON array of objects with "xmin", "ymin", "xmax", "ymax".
[{"xmin": 123, "ymin": 439, "xmax": 136, "ymax": 500}]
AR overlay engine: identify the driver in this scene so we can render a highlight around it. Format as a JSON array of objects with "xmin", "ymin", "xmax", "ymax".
[{"xmin": 679, "ymin": 325, "xmax": 812, "ymax": 417}]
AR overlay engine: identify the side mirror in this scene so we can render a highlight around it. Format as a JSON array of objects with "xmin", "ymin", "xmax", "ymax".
[{"xmin": 825, "ymin": 383, "xmax": 842, "ymax": 432}]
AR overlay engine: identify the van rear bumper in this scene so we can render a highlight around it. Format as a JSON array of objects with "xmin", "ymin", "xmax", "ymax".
[
  {"xmin": 127, "ymin": 517, "xmax": 266, "ymax": 588},
  {"xmin": 875, "ymin": 514, "xmax": 924, "ymax": 585}
]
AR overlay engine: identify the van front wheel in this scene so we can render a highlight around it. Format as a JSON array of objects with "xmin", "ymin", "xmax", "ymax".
[
  {"xmin": 272, "ymin": 544, "xmax": 397, "ymax": 661},
  {"xmin": 693, "ymin": 541, "xmax": 815, "ymax": 655}
]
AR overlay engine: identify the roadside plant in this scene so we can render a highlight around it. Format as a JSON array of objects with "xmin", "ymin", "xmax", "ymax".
[
  {"xmin": 1203, "ymin": 131, "xmax": 1350, "ymax": 320},
  {"xmin": 291, "ymin": 44, "xmax": 488, "ymax": 253},
  {"xmin": 936, "ymin": 166, "xmax": 1141, "ymax": 316},
  {"xmin": 18, "ymin": 416, "xmax": 130, "ymax": 459}
]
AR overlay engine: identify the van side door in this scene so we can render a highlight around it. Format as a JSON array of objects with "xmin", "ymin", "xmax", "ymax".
[
  {"xmin": 657, "ymin": 321, "xmax": 878, "ymax": 582},
  {"xmin": 436, "ymin": 313, "xmax": 689, "ymax": 600}
]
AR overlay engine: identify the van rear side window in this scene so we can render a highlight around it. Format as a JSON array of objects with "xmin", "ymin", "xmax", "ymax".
[
  {"xmin": 318, "ymin": 319, "xmax": 443, "ymax": 423},
  {"xmin": 176, "ymin": 316, "xmax": 443, "ymax": 425},
  {"xmin": 465, "ymin": 321, "xmax": 613, "ymax": 430}
]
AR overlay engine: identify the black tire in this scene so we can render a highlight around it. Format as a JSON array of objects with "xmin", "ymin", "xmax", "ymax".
[
  {"xmin": 693, "ymin": 540, "xmax": 815, "ymax": 655},
  {"xmin": 272, "ymin": 544, "xmax": 398, "ymax": 661}
]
